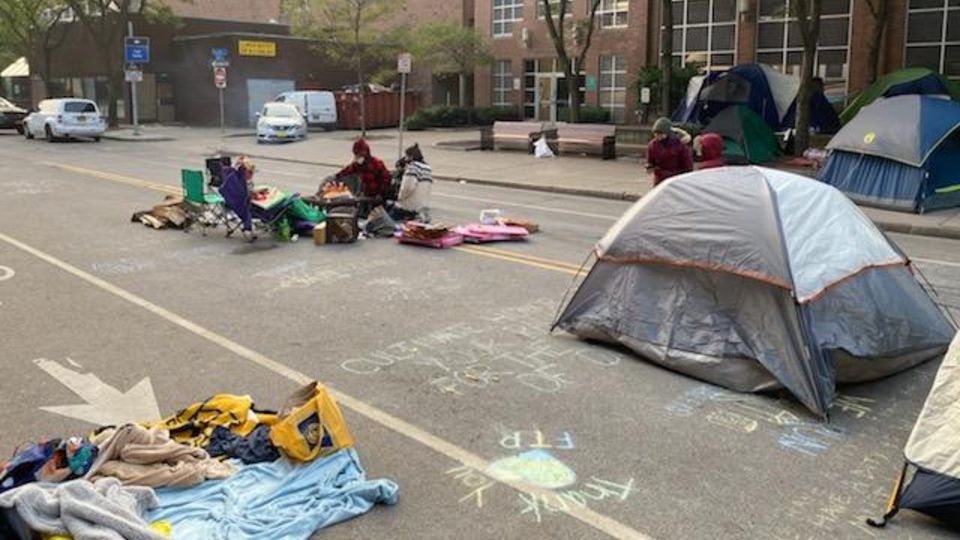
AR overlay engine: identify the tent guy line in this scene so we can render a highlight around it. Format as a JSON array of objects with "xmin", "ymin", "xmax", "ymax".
[{"xmin": 0, "ymin": 229, "xmax": 652, "ymax": 540}]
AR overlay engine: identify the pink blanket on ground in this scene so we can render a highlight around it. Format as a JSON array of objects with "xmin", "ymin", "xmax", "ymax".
[{"xmin": 453, "ymin": 224, "xmax": 529, "ymax": 243}]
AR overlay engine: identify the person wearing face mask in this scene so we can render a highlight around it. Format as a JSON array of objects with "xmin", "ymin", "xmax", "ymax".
[{"xmin": 319, "ymin": 138, "xmax": 393, "ymax": 213}]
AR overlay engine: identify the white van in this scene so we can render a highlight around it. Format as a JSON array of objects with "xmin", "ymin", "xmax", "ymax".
[{"xmin": 274, "ymin": 91, "xmax": 337, "ymax": 130}]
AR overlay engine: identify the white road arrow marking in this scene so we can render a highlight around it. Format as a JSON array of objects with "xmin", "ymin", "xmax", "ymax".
[
  {"xmin": 34, "ymin": 358, "xmax": 162, "ymax": 426},
  {"xmin": 0, "ymin": 265, "xmax": 14, "ymax": 281}
]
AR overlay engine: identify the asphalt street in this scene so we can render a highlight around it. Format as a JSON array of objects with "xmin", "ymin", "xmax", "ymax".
[{"xmin": 1, "ymin": 130, "xmax": 959, "ymax": 539}]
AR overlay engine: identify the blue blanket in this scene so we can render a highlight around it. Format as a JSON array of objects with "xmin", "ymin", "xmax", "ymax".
[{"xmin": 147, "ymin": 449, "xmax": 397, "ymax": 539}]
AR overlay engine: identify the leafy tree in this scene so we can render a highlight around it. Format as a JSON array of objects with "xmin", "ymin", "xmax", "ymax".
[
  {"xmin": 285, "ymin": 0, "xmax": 404, "ymax": 136},
  {"xmin": 865, "ymin": 0, "xmax": 889, "ymax": 84},
  {"xmin": 0, "ymin": 0, "xmax": 72, "ymax": 97},
  {"xmin": 62, "ymin": 0, "xmax": 176, "ymax": 127},
  {"xmin": 408, "ymin": 22, "xmax": 491, "ymax": 107},
  {"xmin": 540, "ymin": 0, "xmax": 602, "ymax": 123},
  {"xmin": 791, "ymin": 0, "xmax": 821, "ymax": 155}
]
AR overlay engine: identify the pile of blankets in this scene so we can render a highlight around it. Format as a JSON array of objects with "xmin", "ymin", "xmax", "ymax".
[{"xmin": 0, "ymin": 382, "xmax": 398, "ymax": 540}]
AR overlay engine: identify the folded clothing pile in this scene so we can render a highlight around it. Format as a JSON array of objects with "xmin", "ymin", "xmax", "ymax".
[{"xmin": 0, "ymin": 381, "xmax": 395, "ymax": 540}]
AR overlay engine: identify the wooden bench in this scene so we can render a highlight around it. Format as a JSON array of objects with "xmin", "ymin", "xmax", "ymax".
[
  {"xmin": 480, "ymin": 121, "xmax": 553, "ymax": 154},
  {"xmin": 551, "ymin": 124, "xmax": 616, "ymax": 160}
]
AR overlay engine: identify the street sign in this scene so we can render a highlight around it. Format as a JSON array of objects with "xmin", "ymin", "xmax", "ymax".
[
  {"xmin": 211, "ymin": 60, "xmax": 230, "ymax": 68},
  {"xmin": 211, "ymin": 47, "xmax": 229, "ymax": 62},
  {"xmin": 397, "ymin": 53, "xmax": 412, "ymax": 74},
  {"xmin": 124, "ymin": 36, "xmax": 150, "ymax": 64},
  {"xmin": 214, "ymin": 67, "xmax": 227, "ymax": 89},
  {"xmin": 125, "ymin": 69, "xmax": 143, "ymax": 83}
]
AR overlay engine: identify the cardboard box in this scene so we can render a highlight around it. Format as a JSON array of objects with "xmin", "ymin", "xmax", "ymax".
[{"xmin": 313, "ymin": 223, "xmax": 327, "ymax": 246}]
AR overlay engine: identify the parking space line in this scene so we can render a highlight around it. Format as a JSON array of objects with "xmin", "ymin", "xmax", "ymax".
[{"xmin": 0, "ymin": 231, "xmax": 651, "ymax": 540}]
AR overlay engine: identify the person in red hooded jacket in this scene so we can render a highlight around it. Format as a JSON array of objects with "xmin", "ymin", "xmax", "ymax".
[
  {"xmin": 696, "ymin": 132, "xmax": 726, "ymax": 170},
  {"xmin": 320, "ymin": 138, "xmax": 392, "ymax": 206}
]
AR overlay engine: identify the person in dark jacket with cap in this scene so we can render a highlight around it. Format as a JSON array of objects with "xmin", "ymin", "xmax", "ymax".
[
  {"xmin": 321, "ymin": 138, "xmax": 392, "ymax": 203},
  {"xmin": 646, "ymin": 117, "xmax": 693, "ymax": 186}
]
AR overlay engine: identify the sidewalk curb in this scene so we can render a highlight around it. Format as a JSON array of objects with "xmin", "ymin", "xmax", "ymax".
[
  {"xmin": 102, "ymin": 134, "xmax": 177, "ymax": 142},
  {"xmin": 221, "ymin": 149, "xmax": 960, "ymax": 240}
]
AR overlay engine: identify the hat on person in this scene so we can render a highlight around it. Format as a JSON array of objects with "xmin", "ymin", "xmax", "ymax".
[
  {"xmin": 352, "ymin": 138, "xmax": 371, "ymax": 157},
  {"xmin": 652, "ymin": 117, "xmax": 673, "ymax": 135}
]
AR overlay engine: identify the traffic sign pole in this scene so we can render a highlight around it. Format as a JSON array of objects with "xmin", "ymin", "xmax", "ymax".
[
  {"xmin": 397, "ymin": 53, "xmax": 412, "ymax": 160},
  {"xmin": 128, "ymin": 22, "xmax": 140, "ymax": 136}
]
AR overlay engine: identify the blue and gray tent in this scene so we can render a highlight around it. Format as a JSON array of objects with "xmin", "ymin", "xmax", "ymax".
[
  {"xmin": 818, "ymin": 95, "xmax": 960, "ymax": 213},
  {"xmin": 868, "ymin": 332, "xmax": 960, "ymax": 531},
  {"xmin": 553, "ymin": 167, "xmax": 954, "ymax": 417}
]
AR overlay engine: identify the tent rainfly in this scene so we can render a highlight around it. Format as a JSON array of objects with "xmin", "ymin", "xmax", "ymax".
[
  {"xmin": 553, "ymin": 167, "xmax": 955, "ymax": 417},
  {"xmin": 818, "ymin": 95, "xmax": 960, "ymax": 213},
  {"xmin": 840, "ymin": 67, "xmax": 960, "ymax": 125},
  {"xmin": 868, "ymin": 331, "xmax": 960, "ymax": 530}
]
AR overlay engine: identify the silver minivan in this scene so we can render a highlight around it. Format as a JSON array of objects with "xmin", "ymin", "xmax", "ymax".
[{"xmin": 24, "ymin": 98, "xmax": 106, "ymax": 142}]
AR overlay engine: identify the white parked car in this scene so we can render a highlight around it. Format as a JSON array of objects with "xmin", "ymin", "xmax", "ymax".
[
  {"xmin": 256, "ymin": 102, "xmax": 307, "ymax": 143},
  {"xmin": 24, "ymin": 98, "xmax": 105, "ymax": 142},
  {"xmin": 275, "ymin": 90, "xmax": 337, "ymax": 130}
]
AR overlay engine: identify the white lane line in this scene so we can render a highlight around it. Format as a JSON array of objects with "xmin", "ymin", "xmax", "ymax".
[
  {"xmin": 914, "ymin": 257, "xmax": 960, "ymax": 269},
  {"xmin": 0, "ymin": 265, "xmax": 14, "ymax": 281},
  {"xmin": 0, "ymin": 230, "xmax": 651, "ymax": 540}
]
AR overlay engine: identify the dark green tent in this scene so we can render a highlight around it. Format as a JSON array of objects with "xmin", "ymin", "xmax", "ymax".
[
  {"xmin": 840, "ymin": 68, "xmax": 960, "ymax": 124},
  {"xmin": 703, "ymin": 105, "xmax": 780, "ymax": 164}
]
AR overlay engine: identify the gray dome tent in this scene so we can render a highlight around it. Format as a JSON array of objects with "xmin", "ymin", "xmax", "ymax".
[{"xmin": 553, "ymin": 167, "xmax": 955, "ymax": 416}]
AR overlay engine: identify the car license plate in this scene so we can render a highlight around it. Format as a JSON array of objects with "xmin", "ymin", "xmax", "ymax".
[
  {"xmin": 77, "ymin": 115, "xmax": 86, "ymax": 123},
  {"xmin": 277, "ymin": 132, "xmax": 287, "ymax": 138}
]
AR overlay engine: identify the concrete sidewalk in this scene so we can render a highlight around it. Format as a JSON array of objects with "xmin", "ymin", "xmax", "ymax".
[
  {"xmin": 102, "ymin": 124, "xmax": 254, "ymax": 142},
  {"xmin": 205, "ymin": 126, "xmax": 959, "ymax": 240}
]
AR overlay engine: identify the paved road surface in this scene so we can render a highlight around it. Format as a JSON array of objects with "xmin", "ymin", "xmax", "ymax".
[{"xmin": 1, "ymin": 131, "xmax": 959, "ymax": 539}]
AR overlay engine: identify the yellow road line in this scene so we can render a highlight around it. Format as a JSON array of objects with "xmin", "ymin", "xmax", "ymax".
[
  {"xmin": 51, "ymin": 162, "xmax": 592, "ymax": 277},
  {"xmin": 458, "ymin": 244, "xmax": 586, "ymax": 271},
  {"xmin": 0, "ymin": 231, "xmax": 651, "ymax": 540},
  {"xmin": 49, "ymin": 163, "xmax": 179, "ymax": 195}
]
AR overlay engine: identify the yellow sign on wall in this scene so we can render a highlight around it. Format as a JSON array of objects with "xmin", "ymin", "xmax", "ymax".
[{"xmin": 238, "ymin": 40, "xmax": 277, "ymax": 57}]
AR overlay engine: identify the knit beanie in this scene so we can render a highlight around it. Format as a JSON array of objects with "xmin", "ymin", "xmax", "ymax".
[{"xmin": 652, "ymin": 117, "xmax": 673, "ymax": 135}]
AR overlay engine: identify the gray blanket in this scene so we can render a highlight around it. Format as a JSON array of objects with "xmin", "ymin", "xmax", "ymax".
[{"xmin": 0, "ymin": 477, "xmax": 166, "ymax": 540}]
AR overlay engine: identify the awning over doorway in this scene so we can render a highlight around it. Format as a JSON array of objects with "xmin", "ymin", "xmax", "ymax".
[{"xmin": 1, "ymin": 57, "xmax": 29, "ymax": 78}]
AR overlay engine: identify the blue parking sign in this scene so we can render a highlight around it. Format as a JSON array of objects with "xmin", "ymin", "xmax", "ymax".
[{"xmin": 124, "ymin": 36, "xmax": 150, "ymax": 64}]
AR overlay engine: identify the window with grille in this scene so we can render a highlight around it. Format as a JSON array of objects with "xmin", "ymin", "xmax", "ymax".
[
  {"xmin": 906, "ymin": 0, "xmax": 960, "ymax": 78},
  {"xmin": 493, "ymin": 60, "xmax": 513, "ymax": 106},
  {"xmin": 667, "ymin": 0, "xmax": 737, "ymax": 71},
  {"xmin": 537, "ymin": 0, "xmax": 568, "ymax": 19},
  {"xmin": 494, "ymin": 0, "xmax": 524, "ymax": 37},
  {"xmin": 755, "ymin": 0, "xmax": 851, "ymax": 96},
  {"xmin": 598, "ymin": 0, "xmax": 629, "ymax": 28},
  {"xmin": 599, "ymin": 55, "xmax": 627, "ymax": 122}
]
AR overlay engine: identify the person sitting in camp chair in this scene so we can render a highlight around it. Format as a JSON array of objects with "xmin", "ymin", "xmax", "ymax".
[
  {"xmin": 318, "ymin": 138, "xmax": 392, "ymax": 218},
  {"xmin": 646, "ymin": 117, "xmax": 693, "ymax": 186},
  {"xmin": 389, "ymin": 143, "xmax": 433, "ymax": 223}
]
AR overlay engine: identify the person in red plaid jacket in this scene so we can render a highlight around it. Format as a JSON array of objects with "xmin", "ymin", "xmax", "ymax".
[{"xmin": 321, "ymin": 138, "xmax": 392, "ymax": 206}]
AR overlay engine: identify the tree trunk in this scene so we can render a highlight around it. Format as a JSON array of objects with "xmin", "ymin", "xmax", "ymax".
[
  {"xmin": 566, "ymin": 59, "xmax": 580, "ymax": 123},
  {"xmin": 458, "ymin": 74, "xmax": 467, "ymax": 107},
  {"xmin": 357, "ymin": 64, "xmax": 366, "ymax": 136},
  {"xmin": 41, "ymin": 50, "xmax": 52, "ymax": 97},
  {"xmin": 795, "ymin": 41, "xmax": 817, "ymax": 155},
  {"xmin": 866, "ymin": 1, "xmax": 888, "ymax": 83},
  {"xmin": 660, "ymin": 0, "xmax": 673, "ymax": 116}
]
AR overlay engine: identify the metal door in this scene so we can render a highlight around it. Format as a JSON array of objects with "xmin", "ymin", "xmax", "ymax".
[{"xmin": 246, "ymin": 79, "xmax": 295, "ymax": 127}]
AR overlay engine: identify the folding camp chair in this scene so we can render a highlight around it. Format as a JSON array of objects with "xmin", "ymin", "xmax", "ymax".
[
  {"xmin": 205, "ymin": 156, "xmax": 231, "ymax": 188},
  {"xmin": 219, "ymin": 167, "xmax": 298, "ymax": 242},
  {"xmin": 181, "ymin": 169, "xmax": 226, "ymax": 236}
]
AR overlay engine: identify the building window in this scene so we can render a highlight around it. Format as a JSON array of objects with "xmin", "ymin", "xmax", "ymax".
[
  {"xmin": 494, "ymin": 0, "xmax": 524, "ymax": 37},
  {"xmin": 598, "ymin": 0, "xmax": 629, "ymax": 27},
  {"xmin": 669, "ymin": 0, "xmax": 736, "ymax": 70},
  {"xmin": 755, "ymin": 0, "xmax": 851, "ymax": 96},
  {"xmin": 493, "ymin": 60, "xmax": 513, "ymax": 107},
  {"xmin": 906, "ymin": 0, "xmax": 960, "ymax": 78},
  {"xmin": 537, "ymin": 0, "xmax": 568, "ymax": 19},
  {"xmin": 599, "ymin": 55, "xmax": 627, "ymax": 123}
]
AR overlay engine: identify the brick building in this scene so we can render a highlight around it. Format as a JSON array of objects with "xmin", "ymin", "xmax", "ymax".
[{"xmin": 473, "ymin": 0, "xmax": 959, "ymax": 124}]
